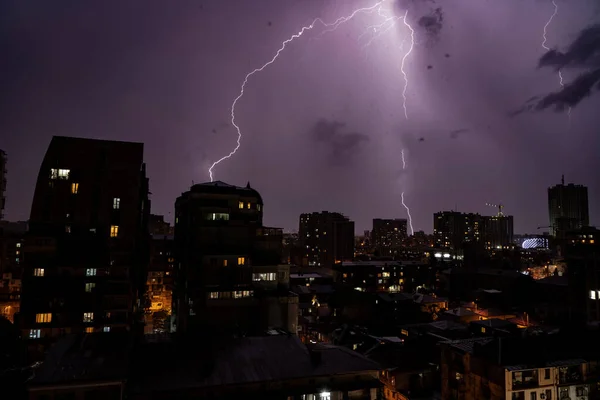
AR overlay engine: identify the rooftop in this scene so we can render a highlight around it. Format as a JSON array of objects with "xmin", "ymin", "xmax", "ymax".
[{"xmin": 130, "ymin": 335, "xmax": 380, "ymax": 393}]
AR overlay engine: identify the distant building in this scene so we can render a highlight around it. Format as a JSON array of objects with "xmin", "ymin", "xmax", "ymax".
[
  {"xmin": 0, "ymin": 149, "xmax": 6, "ymax": 220},
  {"xmin": 339, "ymin": 260, "xmax": 434, "ymax": 293},
  {"xmin": 148, "ymin": 214, "xmax": 173, "ymax": 236},
  {"xmin": 482, "ymin": 214, "xmax": 514, "ymax": 250},
  {"xmin": 371, "ymin": 218, "xmax": 407, "ymax": 256},
  {"xmin": 144, "ymin": 234, "xmax": 174, "ymax": 334},
  {"xmin": 299, "ymin": 211, "xmax": 355, "ymax": 267},
  {"xmin": 433, "ymin": 211, "xmax": 483, "ymax": 250},
  {"xmin": 548, "ymin": 176, "xmax": 589, "ymax": 237},
  {"xmin": 20, "ymin": 136, "xmax": 150, "ymax": 345},
  {"xmin": 173, "ymin": 181, "xmax": 297, "ymax": 335},
  {"xmin": 513, "ymin": 234, "xmax": 549, "ymax": 249}
]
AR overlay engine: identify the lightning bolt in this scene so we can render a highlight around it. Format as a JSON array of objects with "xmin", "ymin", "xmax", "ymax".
[
  {"xmin": 400, "ymin": 11, "xmax": 415, "ymax": 120},
  {"xmin": 400, "ymin": 149, "xmax": 414, "ymax": 236},
  {"xmin": 208, "ymin": 1, "xmax": 387, "ymax": 181},
  {"xmin": 541, "ymin": 0, "xmax": 572, "ymax": 118}
]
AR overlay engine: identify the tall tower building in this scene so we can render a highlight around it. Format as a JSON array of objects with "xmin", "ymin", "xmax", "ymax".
[
  {"xmin": 174, "ymin": 181, "xmax": 296, "ymax": 334},
  {"xmin": 548, "ymin": 176, "xmax": 589, "ymax": 237},
  {"xmin": 0, "ymin": 149, "xmax": 6, "ymax": 220},
  {"xmin": 433, "ymin": 211, "xmax": 483, "ymax": 250},
  {"xmin": 298, "ymin": 211, "xmax": 354, "ymax": 267},
  {"xmin": 372, "ymin": 218, "xmax": 408, "ymax": 256},
  {"xmin": 20, "ymin": 137, "xmax": 150, "ymax": 343}
]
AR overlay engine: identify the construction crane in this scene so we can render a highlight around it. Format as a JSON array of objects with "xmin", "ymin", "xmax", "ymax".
[{"xmin": 485, "ymin": 202, "xmax": 504, "ymax": 217}]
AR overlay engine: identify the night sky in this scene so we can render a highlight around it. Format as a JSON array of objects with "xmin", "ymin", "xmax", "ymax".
[{"xmin": 1, "ymin": 0, "xmax": 599, "ymax": 234}]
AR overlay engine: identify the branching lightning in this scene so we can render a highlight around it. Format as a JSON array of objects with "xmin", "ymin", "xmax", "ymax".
[
  {"xmin": 208, "ymin": 1, "xmax": 387, "ymax": 181},
  {"xmin": 541, "ymin": 0, "xmax": 571, "ymax": 118},
  {"xmin": 207, "ymin": 0, "xmax": 417, "ymax": 233},
  {"xmin": 400, "ymin": 149, "xmax": 414, "ymax": 236}
]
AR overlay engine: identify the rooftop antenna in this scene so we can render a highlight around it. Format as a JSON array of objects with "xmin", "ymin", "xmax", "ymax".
[{"xmin": 561, "ymin": 174, "xmax": 564, "ymax": 185}]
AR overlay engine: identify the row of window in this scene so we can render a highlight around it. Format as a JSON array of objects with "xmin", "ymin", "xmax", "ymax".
[
  {"xmin": 35, "ymin": 312, "xmax": 95, "ymax": 324},
  {"xmin": 238, "ymin": 201, "xmax": 261, "ymax": 211},
  {"xmin": 33, "ymin": 268, "xmax": 99, "ymax": 277},
  {"xmin": 590, "ymin": 290, "xmax": 600, "ymax": 300},
  {"xmin": 208, "ymin": 291, "xmax": 253, "ymax": 299},
  {"xmin": 29, "ymin": 326, "xmax": 110, "ymax": 339},
  {"xmin": 252, "ymin": 272, "xmax": 277, "ymax": 282}
]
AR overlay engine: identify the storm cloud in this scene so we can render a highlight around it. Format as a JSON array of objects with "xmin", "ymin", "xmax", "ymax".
[{"xmin": 310, "ymin": 119, "xmax": 370, "ymax": 165}]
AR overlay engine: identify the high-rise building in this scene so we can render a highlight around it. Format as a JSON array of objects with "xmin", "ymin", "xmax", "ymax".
[
  {"xmin": 20, "ymin": 136, "xmax": 150, "ymax": 344},
  {"xmin": 433, "ymin": 211, "xmax": 483, "ymax": 250},
  {"xmin": 0, "ymin": 149, "xmax": 6, "ymax": 220},
  {"xmin": 372, "ymin": 218, "xmax": 408, "ymax": 256},
  {"xmin": 174, "ymin": 181, "xmax": 296, "ymax": 334},
  {"xmin": 482, "ymin": 215, "xmax": 514, "ymax": 250},
  {"xmin": 149, "ymin": 214, "xmax": 173, "ymax": 236},
  {"xmin": 548, "ymin": 176, "xmax": 589, "ymax": 237},
  {"xmin": 298, "ymin": 211, "xmax": 355, "ymax": 267}
]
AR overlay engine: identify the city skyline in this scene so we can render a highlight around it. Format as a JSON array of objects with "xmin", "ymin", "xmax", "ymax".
[{"xmin": 2, "ymin": 0, "xmax": 600, "ymax": 233}]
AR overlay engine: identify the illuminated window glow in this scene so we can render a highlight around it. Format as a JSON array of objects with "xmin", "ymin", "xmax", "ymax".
[
  {"xmin": 110, "ymin": 225, "xmax": 119, "ymax": 238},
  {"xmin": 36, "ymin": 313, "xmax": 52, "ymax": 323},
  {"xmin": 237, "ymin": 257, "xmax": 245, "ymax": 266},
  {"xmin": 71, "ymin": 182, "xmax": 79, "ymax": 194},
  {"xmin": 83, "ymin": 312, "xmax": 94, "ymax": 323},
  {"xmin": 113, "ymin": 197, "xmax": 120, "ymax": 210},
  {"xmin": 33, "ymin": 268, "xmax": 44, "ymax": 277}
]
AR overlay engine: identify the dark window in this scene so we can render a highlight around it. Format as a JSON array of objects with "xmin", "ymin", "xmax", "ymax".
[
  {"xmin": 530, "ymin": 392, "xmax": 537, "ymax": 400},
  {"xmin": 512, "ymin": 392, "xmax": 525, "ymax": 400},
  {"xmin": 544, "ymin": 368, "xmax": 550, "ymax": 379},
  {"xmin": 545, "ymin": 389, "xmax": 552, "ymax": 400}
]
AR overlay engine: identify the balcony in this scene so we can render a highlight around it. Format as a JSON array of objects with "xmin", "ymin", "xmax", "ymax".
[{"xmin": 511, "ymin": 370, "xmax": 539, "ymax": 390}]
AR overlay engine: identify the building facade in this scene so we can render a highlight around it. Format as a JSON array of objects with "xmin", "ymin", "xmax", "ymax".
[
  {"xmin": 482, "ymin": 214, "xmax": 514, "ymax": 250},
  {"xmin": 372, "ymin": 218, "xmax": 408, "ymax": 256},
  {"xmin": 173, "ymin": 181, "xmax": 296, "ymax": 334},
  {"xmin": 434, "ymin": 212, "xmax": 483, "ymax": 251},
  {"xmin": 0, "ymin": 221, "xmax": 27, "ymax": 322},
  {"xmin": 299, "ymin": 211, "xmax": 355, "ymax": 267},
  {"xmin": 548, "ymin": 177, "xmax": 589, "ymax": 238},
  {"xmin": 19, "ymin": 136, "xmax": 150, "ymax": 344}
]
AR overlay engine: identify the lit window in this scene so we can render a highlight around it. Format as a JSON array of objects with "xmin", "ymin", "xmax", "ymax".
[
  {"xmin": 591, "ymin": 291, "xmax": 597, "ymax": 300},
  {"xmin": 85, "ymin": 282, "xmax": 96, "ymax": 292},
  {"xmin": 36, "ymin": 313, "xmax": 52, "ymax": 323},
  {"xmin": 247, "ymin": 202, "xmax": 251, "ymax": 209},
  {"xmin": 85, "ymin": 327, "xmax": 94, "ymax": 333},
  {"xmin": 113, "ymin": 197, "xmax": 120, "ymax": 210},
  {"xmin": 223, "ymin": 259, "xmax": 228, "ymax": 267},
  {"xmin": 237, "ymin": 257, "xmax": 245, "ymax": 266},
  {"xmin": 206, "ymin": 213, "xmax": 229, "ymax": 221},
  {"xmin": 209, "ymin": 292, "xmax": 219, "ymax": 299},
  {"xmin": 110, "ymin": 225, "xmax": 119, "ymax": 238},
  {"xmin": 16, "ymin": 243, "xmax": 21, "ymax": 248},
  {"xmin": 257, "ymin": 204, "xmax": 262, "ymax": 211},
  {"xmin": 65, "ymin": 225, "xmax": 71, "ymax": 233},
  {"xmin": 71, "ymin": 182, "xmax": 79, "ymax": 194},
  {"xmin": 58, "ymin": 169, "xmax": 70, "ymax": 179},
  {"xmin": 238, "ymin": 201, "xmax": 244, "ymax": 209},
  {"xmin": 86, "ymin": 268, "xmax": 97, "ymax": 276},
  {"xmin": 83, "ymin": 312, "xmax": 94, "ymax": 323},
  {"xmin": 29, "ymin": 329, "xmax": 41, "ymax": 339},
  {"xmin": 103, "ymin": 326, "xmax": 110, "ymax": 332},
  {"xmin": 33, "ymin": 268, "xmax": 44, "ymax": 277}
]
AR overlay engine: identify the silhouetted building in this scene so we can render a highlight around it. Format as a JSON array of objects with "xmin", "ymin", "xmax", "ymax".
[
  {"xmin": 548, "ymin": 176, "xmax": 589, "ymax": 237},
  {"xmin": 299, "ymin": 211, "xmax": 354, "ymax": 267},
  {"xmin": 0, "ymin": 221, "xmax": 27, "ymax": 322},
  {"xmin": 340, "ymin": 260, "xmax": 434, "ymax": 293},
  {"xmin": 0, "ymin": 149, "xmax": 6, "ymax": 220},
  {"xmin": 148, "ymin": 214, "xmax": 173, "ymax": 236},
  {"xmin": 483, "ymin": 214, "xmax": 514, "ymax": 250},
  {"xmin": 565, "ymin": 226, "xmax": 600, "ymax": 324},
  {"xmin": 372, "ymin": 218, "xmax": 407, "ymax": 256},
  {"xmin": 434, "ymin": 211, "xmax": 483, "ymax": 250},
  {"xmin": 20, "ymin": 136, "xmax": 150, "ymax": 345},
  {"xmin": 173, "ymin": 181, "xmax": 296, "ymax": 335}
]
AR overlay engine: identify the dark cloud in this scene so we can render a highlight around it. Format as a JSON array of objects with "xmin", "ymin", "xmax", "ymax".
[
  {"xmin": 517, "ymin": 24, "xmax": 600, "ymax": 113},
  {"xmin": 538, "ymin": 25, "xmax": 600, "ymax": 70},
  {"xmin": 310, "ymin": 119, "xmax": 369, "ymax": 164},
  {"xmin": 418, "ymin": 7, "xmax": 443, "ymax": 42},
  {"xmin": 449, "ymin": 128, "xmax": 468, "ymax": 139}
]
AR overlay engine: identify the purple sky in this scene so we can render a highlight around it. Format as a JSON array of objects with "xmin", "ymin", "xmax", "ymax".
[{"xmin": 1, "ymin": 0, "xmax": 599, "ymax": 233}]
